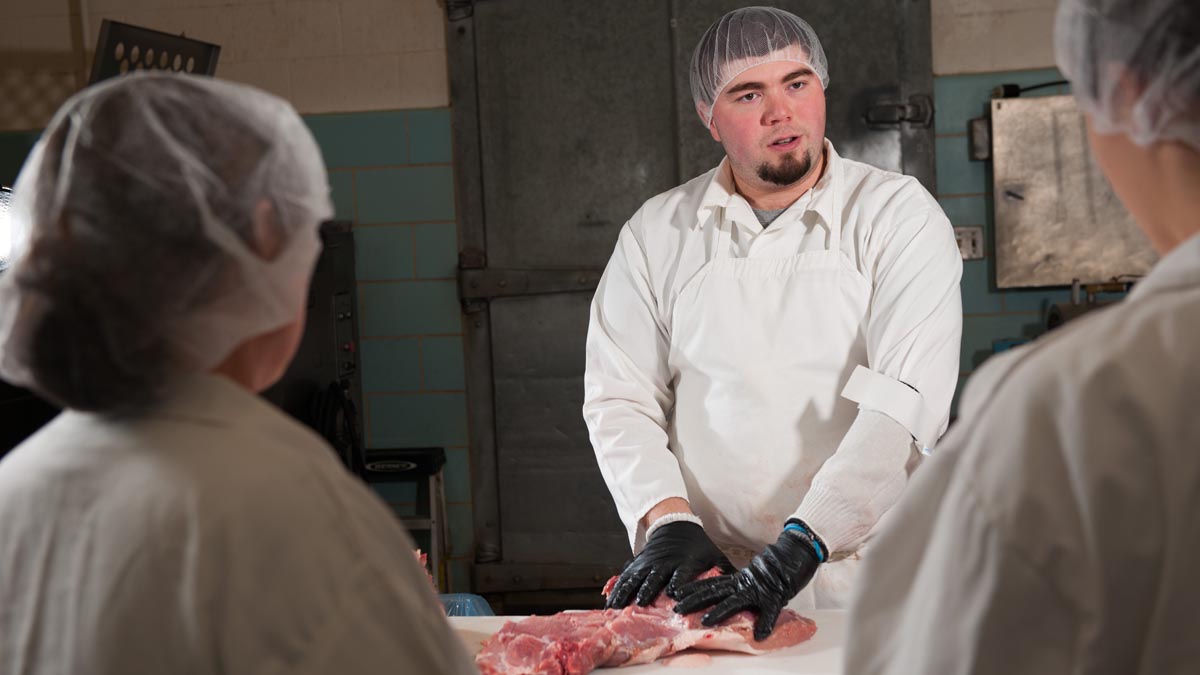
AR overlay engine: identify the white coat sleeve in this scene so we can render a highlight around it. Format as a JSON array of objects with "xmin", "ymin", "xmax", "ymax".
[
  {"xmin": 583, "ymin": 223, "xmax": 689, "ymax": 553},
  {"xmin": 792, "ymin": 206, "xmax": 961, "ymax": 554},
  {"xmin": 791, "ymin": 409, "xmax": 917, "ymax": 554},
  {"xmin": 844, "ymin": 205, "xmax": 963, "ymax": 449}
]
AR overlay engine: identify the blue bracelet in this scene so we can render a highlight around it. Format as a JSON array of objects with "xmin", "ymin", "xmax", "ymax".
[{"xmin": 784, "ymin": 521, "xmax": 827, "ymax": 563}]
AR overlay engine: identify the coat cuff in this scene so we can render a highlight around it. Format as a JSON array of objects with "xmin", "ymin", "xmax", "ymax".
[
  {"xmin": 791, "ymin": 483, "xmax": 869, "ymax": 556},
  {"xmin": 840, "ymin": 365, "xmax": 942, "ymax": 449},
  {"xmin": 628, "ymin": 492, "xmax": 690, "ymax": 554}
]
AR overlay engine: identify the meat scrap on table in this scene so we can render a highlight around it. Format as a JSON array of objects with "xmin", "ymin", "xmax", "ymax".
[{"xmin": 474, "ymin": 569, "xmax": 817, "ymax": 675}]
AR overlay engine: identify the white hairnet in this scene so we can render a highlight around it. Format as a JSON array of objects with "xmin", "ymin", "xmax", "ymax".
[
  {"xmin": 0, "ymin": 72, "xmax": 332, "ymax": 411},
  {"xmin": 690, "ymin": 6, "xmax": 829, "ymax": 126},
  {"xmin": 1055, "ymin": 0, "xmax": 1200, "ymax": 148}
]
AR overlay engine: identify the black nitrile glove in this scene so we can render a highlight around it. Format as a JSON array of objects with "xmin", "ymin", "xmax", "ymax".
[
  {"xmin": 672, "ymin": 519, "xmax": 827, "ymax": 641},
  {"xmin": 605, "ymin": 521, "xmax": 734, "ymax": 609}
]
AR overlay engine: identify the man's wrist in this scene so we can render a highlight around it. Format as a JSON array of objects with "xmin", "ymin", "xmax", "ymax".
[
  {"xmin": 784, "ymin": 518, "xmax": 828, "ymax": 563},
  {"xmin": 645, "ymin": 513, "xmax": 704, "ymax": 540},
  {"xmin": 642, "ymin": 497, "xmax": 693, "ymax": 529}
]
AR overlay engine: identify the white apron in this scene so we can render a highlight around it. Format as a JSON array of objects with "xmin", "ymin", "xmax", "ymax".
[{"xmin": 667, "ymin": 185, "xmax": 872, "ymax": 610}]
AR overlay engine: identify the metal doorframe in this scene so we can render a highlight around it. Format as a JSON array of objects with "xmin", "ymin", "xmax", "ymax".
[
  {"xmin": 446, "ymin": 3, "xmax": 503, "ymax": 566},
  {"xmin": 895, "ymin": 0, "xmax": 937, "ymax": 191}
]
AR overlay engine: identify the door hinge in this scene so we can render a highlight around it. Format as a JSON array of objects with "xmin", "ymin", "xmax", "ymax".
[
  {"xmin": 459, "ymin": 268, "xmax": 603, "ymax": 301},
  {"xmin": 458, "ymin": 248, "xmax": 602, "ymax": 302}
]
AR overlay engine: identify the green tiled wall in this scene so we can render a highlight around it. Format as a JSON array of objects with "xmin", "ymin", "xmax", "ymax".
[
  {"xmin": 355, "ymin": 226, "xmax": 415, "ymax": 280},
  {"xmin": 360, "ymin": 339, "xmax": 422, "ymax": 392},
  {"xmin": 305, "ymin": 109, "xmax": 473, "ymax": 592},
  {"xmin": 0, "ymin": 109, "xmax": 473, "ymax": 592},
  {"xmin": 356, "ymin": 167, "xmax": 456, "ymax": 223},
  {"xmin": 934, "ymin": 69, "xmax": 1074, "ymax": 414},
  {"xmin": 368, "ymin": 393, "xmax": 469, "ymax": 447},
  {"xmin": 360, "ymin": 280, "xmax": 462, "ymax": 335}
]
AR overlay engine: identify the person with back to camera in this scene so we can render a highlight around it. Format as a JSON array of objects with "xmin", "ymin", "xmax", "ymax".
[
  {"xmin": 843, "ymin": 0, "xmax": 1200, "ymax": 672},
  {"xmin": 0, "ymin": 72, "xmax": 477, "ymax": 674}
]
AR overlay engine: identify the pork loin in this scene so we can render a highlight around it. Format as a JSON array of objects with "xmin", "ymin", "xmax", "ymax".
[{"xmin": 475, "ymin": 569, "xmax": 816, "ymax": 675}]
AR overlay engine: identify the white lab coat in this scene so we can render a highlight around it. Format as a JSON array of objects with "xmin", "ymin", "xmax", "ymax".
[
  {"xmin": 0, "ymin": 374, "xmax": 478, "ymax": 675},
  {"xmin": 844, "ymin": 233, "xmax": 1200, "ymax": 674},
  {"xmin": 584, "ymin": 141, "xmax": 962, "ymax": 607}
]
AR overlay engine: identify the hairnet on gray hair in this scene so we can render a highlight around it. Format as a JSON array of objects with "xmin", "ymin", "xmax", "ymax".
[
  {"xmin": 690, "ymin": 6, "xmax": 829, "ymax": 126},
  {"xmin": 0, "ymin": 72, "xmax": 333, "ymax": 412},
  {"xmin": 1055, "ymin": 0, "xmax": 1200, "ymax": 149}
]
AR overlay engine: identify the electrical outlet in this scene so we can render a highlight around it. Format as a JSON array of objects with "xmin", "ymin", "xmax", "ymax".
[{"xmin": 954, "ymin": 226, "xmax": 985, "ymax": 260}]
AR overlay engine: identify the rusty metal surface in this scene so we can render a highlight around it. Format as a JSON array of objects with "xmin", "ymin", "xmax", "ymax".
[{"xmin": 991, "ymin": 96, "xmax": 1156, "ymax": 288}]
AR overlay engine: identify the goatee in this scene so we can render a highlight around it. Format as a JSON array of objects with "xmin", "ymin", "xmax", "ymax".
[{"xmin": 757, "ymin": 150, "xmax": 814, "ymax": 186}]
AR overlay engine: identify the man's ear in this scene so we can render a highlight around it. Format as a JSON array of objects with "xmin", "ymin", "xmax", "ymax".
[
  {"xmin": 251, "ymin": 198, "xmax": 285, "ymax": 261},
  {"xmin": 698, "ymin": 102, "xmax": 721, "ymax": 143},
  {"xmin": 1109, "ymin": 63, "xmax": 1147, "ymax": 128}
]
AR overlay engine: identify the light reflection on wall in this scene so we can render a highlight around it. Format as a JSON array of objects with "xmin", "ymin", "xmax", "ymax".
[{"xmin": 0, "ymin": 186, "xmax": 12, "ymax": 270}]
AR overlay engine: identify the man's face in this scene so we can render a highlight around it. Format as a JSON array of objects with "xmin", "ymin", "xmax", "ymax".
[{"xmin": 705, "ymin": 58, "xmax": 827, "ymax": 193}]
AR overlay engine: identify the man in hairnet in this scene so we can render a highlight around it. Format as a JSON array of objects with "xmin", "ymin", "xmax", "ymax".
[
  {"xmin": 586, "ymin": 6, "xmax": 962, "ymax": 639},
  {"xmin": 0, "ymin": 73, "xmax": 476, "ymax": 674},
  {"xmin": 843, "ymin": 1, "xmax": 1200, "ymax": 672}
]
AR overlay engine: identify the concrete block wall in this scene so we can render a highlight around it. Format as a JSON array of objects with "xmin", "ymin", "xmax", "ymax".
[
  {"xmin": 0, "ymin": 0, "xmax": 448, "ymax": 132},
  {"xmin": 303, "ymin": 109, "xmax": 475, "ymax": 592},
  {"xmin": 931, "ymin": 0, "xmax": 1057, "ymax": 76}
]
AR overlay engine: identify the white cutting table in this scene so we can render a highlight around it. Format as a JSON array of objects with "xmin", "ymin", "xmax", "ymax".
[{"xmin": 450, "ymin": 610, "xmax": 846, "ymax": 674}]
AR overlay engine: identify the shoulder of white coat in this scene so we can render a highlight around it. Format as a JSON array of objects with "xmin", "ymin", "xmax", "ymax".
[
  {"xmin": 836, "ymin": 157, "xmax": 951, "ymax": 269},
  {"xmin": 624, "ymin": 167, "xmax": 718, "ymax": 245},
  {"xmin": 943, "ymin": 295, "xmax": 1200, "ymax": 605},
  {"xmin": 838, "ymin": 156, "xmax": 943, "ymax": 220}
]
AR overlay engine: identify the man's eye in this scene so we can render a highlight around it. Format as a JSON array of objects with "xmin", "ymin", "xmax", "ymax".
[
  {"xmin": 789, "ymin": 81, "xmax": 806, "ymax": 90},
  {"xmin": 738, "ymin": 92, "xmax": 759, "ymax": 102}
]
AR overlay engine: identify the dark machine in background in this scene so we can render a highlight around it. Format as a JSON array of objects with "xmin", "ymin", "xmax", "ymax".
[
  {"xmin": 447, "ymin": 0, "xmax": 937, "ymax": 612},
  {"xmin": 262, "ymin": 221, "xmax": 364, "ymax": 469}
]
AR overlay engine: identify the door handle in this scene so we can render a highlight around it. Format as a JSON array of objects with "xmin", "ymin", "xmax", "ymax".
[{"xmin": 863, "ymin": 94, "xmax": 933, "ymax": 128}]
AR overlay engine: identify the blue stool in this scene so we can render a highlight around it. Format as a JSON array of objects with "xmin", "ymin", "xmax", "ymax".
[{"xmin": 441, "ymin": 593, "xmax": 495, "ymax": 617}]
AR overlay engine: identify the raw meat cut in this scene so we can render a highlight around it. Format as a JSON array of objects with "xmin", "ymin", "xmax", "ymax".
[{"xmin": 474, "ymin": 570, "xmax": 816, "ymax": 675}]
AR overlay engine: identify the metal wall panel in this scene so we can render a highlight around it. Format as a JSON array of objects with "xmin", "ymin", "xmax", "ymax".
[
  {"xmin": 484, "ymin": 310, "xmax": 625, "ymax": 575},
  {"xmin": 991, "ymin": 96, "xmax": 1156, "ymax": 287},
  {"xmin": 491, "ymin": 294, "xmax": 626, "ymax": 565},
  {"xmin": 474, "ymin": 0, "xmax": 679, "ymax": 269}
]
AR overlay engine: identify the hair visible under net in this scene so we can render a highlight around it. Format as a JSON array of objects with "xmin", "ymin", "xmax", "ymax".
[
  {"xmin": 1055, "ymin": 0, "xmax": 1200, "ymax": 149},
  {"xmin": 690, "ymin": 6, "xmax": 829, "ymax": 126},
  {"xmin": 0, "ymin": 72, "xmax": 332, "ymax": 413}
]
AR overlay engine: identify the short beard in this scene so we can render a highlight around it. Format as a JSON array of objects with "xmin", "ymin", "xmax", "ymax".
[{"xmin": 756, "ymin": 150, "xmax": 814, "ymax": 186}]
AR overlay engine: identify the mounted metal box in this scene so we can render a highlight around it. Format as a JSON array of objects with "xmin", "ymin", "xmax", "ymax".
[{"xmin": 991, "ymin": 95, "xmax": 1155, "ymax": 288}]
